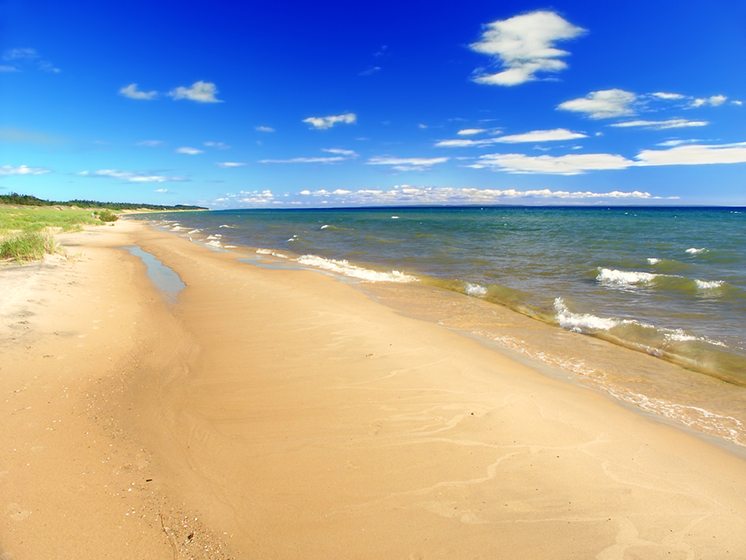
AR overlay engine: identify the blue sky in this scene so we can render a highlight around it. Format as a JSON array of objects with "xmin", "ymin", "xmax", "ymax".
[{"xmin": 2, "ymin": 0, "xmax": 745, "ymax": 207}]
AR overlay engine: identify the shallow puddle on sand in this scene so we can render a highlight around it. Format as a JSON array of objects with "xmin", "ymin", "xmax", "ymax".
[{"xmin": 125, "ymin": 245, "xmax": 186, "ymax": 302}]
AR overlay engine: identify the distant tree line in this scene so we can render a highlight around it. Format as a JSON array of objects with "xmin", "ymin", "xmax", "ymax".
[{"xmin": 0, "ymin": 192, "xmax": 207, "ymax": 211}]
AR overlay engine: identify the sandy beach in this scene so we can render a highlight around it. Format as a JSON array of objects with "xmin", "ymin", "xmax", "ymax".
[{"xmin": 2, "ymin": 219, "xmax": 746, "ymax": 559}]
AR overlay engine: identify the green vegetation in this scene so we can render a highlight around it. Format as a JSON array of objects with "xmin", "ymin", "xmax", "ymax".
[
  {"xmin": 0, "ymin": 231, "xmax": 57, "ymax": 262},
  {"xmin": 94, "ymin": 209, "xmax": 119, "ymax": 222},
  {"xmin": 0, "ymin": 205, "xmax": 99, "ymax": 234},
  {"xmin": 0, "ymin": 192, "xmax": 207, "ymax": 211}
]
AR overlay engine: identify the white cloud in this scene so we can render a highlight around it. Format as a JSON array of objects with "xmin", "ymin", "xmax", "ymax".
[
  {"xmin": 260, "ymin": 156, "xmax": 348, "ymax": 164},
  {"xmin": 80, "ymin": 169, "xmax": 183, "ymax": 183},
  {"xmin": 367, "ymin": 156, "xmax": 449, "ymax": 171},
  {"xmin": 295, "ymin": 185, "xmax": 667, "ymax": 205},
  {"xmin": 204, "ymin": 141, "xmax": 230, "ymax": 149},
  {"xmin": 0, "ymin": 65, "xmax": 18, "ymax": 72},
  {"xmin": 468, "ymin": 140, "xmax": 746, "ymax": 174},
  {"xmin": 437, "ymin": 128, "xmax": 587, "ymax": 147},
  {"xmin": 137, "ymin": 139, "xmax": 164, "ymax": 147},
  {"xmin": 636, "ymin": 142, "xmax": 746, "ymax": 166},
  {"xmin": 691, "ymin": 94, "xmax": 727, "ymax": 108},
  {"xmin": 656, "ymin": 139, "xmax": 699, "ymax": 147},
  {"xmin": 732, "ymin": 100, "xmax": 743, "ymax": 106},
  {"xmin": 496, "ymin": 128, "xmax": 588, "ymax": 143},
  {"xmin": 611, "ymin": 119, "xmax": 708, "ymax": 130},
  {"xmin": 457, "ymin": 128, "xmax": 487, "ymax": 136},
  {"xmin": 322, "ymin": 148, "xmax": 358, "ymax": 157},
  {"xmin": 216, "ymin": 161, "xmax": 246, "ymax": 168},
  {"xmin": 0, "ymin": 164, "xmax": 50, "ymax": 176},
  {"xmin": 239, "ymin": 190, "xmax": 275, "ymax": 204},
  {"xmin": 175, "ymin": 146, "xmax": 204, "ymax": 155},
  {"xmin": 471, "ymin": 152, "xmax": 633, "ymax": 175},
  {"xmin": 303, "ymin": 113, "xmax": 357, "ymax": 129},
  {"xmin": 2, "ymin": 47, "xmax": 60, "ymax": 73},
  {"xmin": 470, "ymin": 10, "xmax": 586, "ymax": 86},
  {"xmin": 255, "ymin": 125, "xmax": 275, "ymax": 133},
  {"xmin": 558, "ymin": 89, "xmax": 637, "ymax": 119},
  {"xmin": 651, "ymin": 92, "xmax": 685, "ymax": 100},
  {"xmin": 119, "ymin": 83, "xmax": 158, "ymax": 100},
  {"xmin": 169, "ymin": 81, "xmax": 222, "ymax": 103}
]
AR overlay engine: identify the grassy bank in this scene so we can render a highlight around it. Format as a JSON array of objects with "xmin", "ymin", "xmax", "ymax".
[{"xmin": 0, "ymin": 206, "xmax": 109, "ymax": 262}]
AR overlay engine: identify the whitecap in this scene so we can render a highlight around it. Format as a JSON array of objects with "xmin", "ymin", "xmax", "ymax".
[
  {"xmin": 647, "ymin": 258, "xmax": 661, "ymax": 265},
  {"xmin": 465, "ymin": 283, "xmax": 487, "ymax": 296},
  {"xmin": 694, "ymin": 279, "xmax": 724, "ymax": 290},
  {"xmin": 296, "ymin": 255, "xmax": 417, "ymax": 283},
  {"xmin": 218, "ymin": 224, "xmax": 235, "ymax": 229},
  {"xmin": 187, "ymin": 229, "xmax": 201, "ymax": 234},
  {"xmin": 553, "ymin": 298, "xmax": 619, "ymax": 332},
  {"xmin": 686, "ymin": 247, "xmax": 707, "ymax": 255},
  {"xmin": 206, "ymin": 240, "xmax": 222, "ymax": 248},
  {"xmin": 320, "ymin": 224, "xmax": 330, "ymax": 230},
  {"xmin": 206, "ymin": 234, "xmax": 222, "ymax": 240},
  {"xmin": 391, "ymin": 216, "xmax": 400, "ymax": 219},
  {"xmin": 597, "ymin": 268, "xmax": 657, "ymax": 287}
]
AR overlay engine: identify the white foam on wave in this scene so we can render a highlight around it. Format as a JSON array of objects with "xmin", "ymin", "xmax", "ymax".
[
  {"xmin": 391, "ymin": 216, "xmax": 399, "ymax": 219},
  {"xmin": 320, "ymin": 224, "xmax": 330, "ymax": 230},
  {"xmin": 206, "ymin": 240, "xmax": 222, "ymax": 248},
  {"xmin": 187, "ymin": 229, "xmax": 201, "ymax": 235},
  {"xmin": 647, "ymin": 258, "xmax": 661, "ymax": 265},
  {"xmin": 663, "ymin": 328, "xmax": 727, "ymax": 348},
  {"xmin": 296, "ymin": 255, "xmax": 417, "ymax": 283},
  {"xmin": 170, "ymin": 225, "xmax": 183, "ymax": 231},
  {"xmin": 206, "ymin": 234, "xmax": 222, "ymax": 240},
  {"xmin": 597, "ymin": 268, "xmax": 657, "ymax": 287},
  {"xmin": 694, "ymin": 279, "xmax": 724, "ymax": 290},
  {"xmin": 686, "ymin": 247, "xmax": 707, "ymax": 255},
  {"xmin": 554, "ymin": 298, "xmax": 619, "ymax": 332},
  {"xmin": 465, "ymin": 283, "xmax": 487, "ymax": 297},
  {"xmin": 287, "ymin": 234, "xmax": 298, "ymax": 242},
  {"xmin": 256, "ymin": 248, "xmax": 289, "ymax": 259},
  {"xmin": 218, "ymin": 224, "xmax": 235, "ymax": 229}
]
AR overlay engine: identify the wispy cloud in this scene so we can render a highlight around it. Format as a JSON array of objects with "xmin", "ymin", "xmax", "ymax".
[
  {"xmin": 0, "ymin": 164, "xmax": 50, "ymax": 176},
  {"xmin": 79, "ymin": 169, "xmax": 184, "ymax": 183},
  {"xmin": 636, "ymin": 142, "xmax": 746, "ymax": 166},
  {"xmin": 169, "ymin": 81, "xmax": 222, "ymax": 103},
  {"xmin": 436, "ymin": 128, "xmax": 587, "ymax": 147},
  {"xmin": 469, "ymin": 140, "xmax": 746, "ymax": 174},
  {"xmin": 367, "ymin": 156, "xmax": 449, "ymax": 171},
  {"xmin": 558, "ymin": 89, "xmax": 637, "ymax": 119},
  {"xmin": 470, "ymin": 10, "xmax": 586, "ymax": 86},
  {"xmin": 611, "ymin": 119, "xmax": 708, "ymax": 130},
  {"xmin": 137, "ymin": 139, "xmax": 165, "ymax": 147},
  {"xmin": 255, "ymin": 125, "xmax": 275, "ymax": 133},
  {"xmin": 175, "ymin": 146, "xmax": 204, "ymax": 155},
  {"xmin": 651, "ymin": 92, "xmax": 685, "ymax": 100},
  {"xmin": 2, "ymin": 47, "xmax": 60, "ymax": 73},
  {"xmin": 322, "ymin": 148, "xmax": 358, "ymax": 157},
  {"xmin": 457, "ymin": 128, "xmax": 487, "ymax": 136},
  {"xmin": 216, "ymin": 161, "xmax": 246, "ymax": 168},
  {"xmin": 470, "ymin": 152, "xmax": 632, "ymax": 175},
  {"xmin": 204, "ymin": 141, "xmax": 230, "ymax": 149},
  {"xmin": 303, "ymin": 113, "xmax": 357, "ymax": 129},
  {"xmin": 260, "ymin": 156, "xmax": 348, "ymax": 164},
  {"xmin": 691, "ymin": 94, "xmax": 727, "ymax": 108},
  {"xmin": 294, "ymin": 185, "xmax": 670, "ymax": 205},
  {"xmin": 119, "ymin": 83, "xmax": 158, "ymax": 100},
  {"xmin": 359, "ymin": 66, "xmax": 381, "ymax": 76}
]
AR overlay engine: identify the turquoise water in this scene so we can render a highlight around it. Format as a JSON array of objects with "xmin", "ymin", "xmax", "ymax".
[{"xmin": 141, "ymin": 206, "xmax": 746, "ymax": 385}]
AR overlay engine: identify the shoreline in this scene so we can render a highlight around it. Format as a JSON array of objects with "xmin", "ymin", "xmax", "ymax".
[{"xmin": 2, "ymin": 219, "xmax": 746, "ymax": 558}]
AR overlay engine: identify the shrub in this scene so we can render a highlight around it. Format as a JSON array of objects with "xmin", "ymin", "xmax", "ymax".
[{"xmin": 96, "ymin": 209, "xmax": 119, "ymax": 222}]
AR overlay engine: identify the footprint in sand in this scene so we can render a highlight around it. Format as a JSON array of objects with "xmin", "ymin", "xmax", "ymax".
[{"xmin": 6, "ymin": 503, "xmax": 32, "ymax": 521}]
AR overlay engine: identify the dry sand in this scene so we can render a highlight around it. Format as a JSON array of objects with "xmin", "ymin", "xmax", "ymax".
[{"xmin": 2, "ymin": 219, "xmax": 746, "ymax": 559}]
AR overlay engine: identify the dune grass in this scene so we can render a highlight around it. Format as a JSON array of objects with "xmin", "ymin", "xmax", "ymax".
[
  {"xmin": 0, "ymin": 206, "xmax": 108, "ymax": 262},
  {"xmin": 0, "ymin": 231, "xmax": 58, "ymax": 262}
]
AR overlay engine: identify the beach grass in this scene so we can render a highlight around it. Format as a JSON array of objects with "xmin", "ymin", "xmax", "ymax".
[
  {"xmin": 0, "ymin": 205, "xmax": 110, "ymax": 262},
  {"xmin": 0, "ymin": 205, "xmax": 100, "ymax": 235},
  {"xmin": 0, "ymin": 231, "xmax": 58, "ymax": 262}
]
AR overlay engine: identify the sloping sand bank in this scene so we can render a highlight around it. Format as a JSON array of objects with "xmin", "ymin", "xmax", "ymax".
[{"xmin": 2, "ymin": 220, "xmax": 746, "ymax": 559}]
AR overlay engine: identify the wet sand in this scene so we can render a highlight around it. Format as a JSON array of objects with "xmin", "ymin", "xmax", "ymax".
[{"xmin": 2, "ymin": 219, "xmax": 746, "ymax": 559}]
